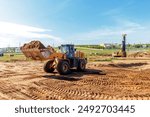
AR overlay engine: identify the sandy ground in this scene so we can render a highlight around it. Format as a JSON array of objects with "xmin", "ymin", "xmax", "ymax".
[{"xmin": 0, "ymin": 59, "xmax": 150, "ymax": 100}]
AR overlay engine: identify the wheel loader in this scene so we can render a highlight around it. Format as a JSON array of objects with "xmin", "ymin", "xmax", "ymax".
[{"xmin": 21, "ymin": 41, "xmax": 87, "ymax": 75}]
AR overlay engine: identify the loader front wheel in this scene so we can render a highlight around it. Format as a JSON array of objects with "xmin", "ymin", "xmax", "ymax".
[
  {"xmin": 43, "ymin": 60, "xmax": 55, "ymax": 73},
  {"xmin": 57, "ymin": 60, "xmax": 70, "ymax": 75},
  {"xmin": 77, "ymin": 59, "xmax": 86, "ymax": 71}
]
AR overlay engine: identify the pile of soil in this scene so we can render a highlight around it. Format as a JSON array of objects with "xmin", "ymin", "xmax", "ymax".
[
  {"xmin": 21, "ymin": 40, "xmax": 46, "ymax": 50},
  {"xmin": 128, "ymin": 51, "xmax": 150, "ymax": 57}
]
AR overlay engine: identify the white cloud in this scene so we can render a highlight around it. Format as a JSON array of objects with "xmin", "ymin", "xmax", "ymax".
[
  {"xmin": 0, "ymin": 21, "xmax": 63, "ymax": 47},
  {"xmin": 70, "ymin": 19, "xmax": 149, "ymax": 44}
]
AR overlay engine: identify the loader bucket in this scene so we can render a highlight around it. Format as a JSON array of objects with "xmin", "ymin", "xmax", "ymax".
[{"xmin": 21, "ymin": 48, "xmax": 51, "ymax": 60}]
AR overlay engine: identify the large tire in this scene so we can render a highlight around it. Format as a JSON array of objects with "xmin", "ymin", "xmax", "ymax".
[
  {"xmin": 43, "ymin": 60, "xmax": 55, "ymax": 73},
  {"xmin": 57, "ymin": 60, "xmax": 70, "ymax": 75},
  {"xmin": 77, "ymin": 59, "xmax": 86, "ymax": 71}
]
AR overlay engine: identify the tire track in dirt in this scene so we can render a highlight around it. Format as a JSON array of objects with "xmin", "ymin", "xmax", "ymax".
[
  {"xmin": 0, "ymin": 61, "xmax": 150, "ymax": 100},
  {"xmin": 32, "ymin": 81, "xmax": 114, "ymax": 100},
  {"xmin": 79, "ymin": 79, "xmax": 143, "ymax": 91},
  {"xmin": 29, "ymin": 70, "xmax": 150, "ymax": 100},
  {"xmin": 0, "ymin": 81, "xmax": 28, "ymax": 99}
]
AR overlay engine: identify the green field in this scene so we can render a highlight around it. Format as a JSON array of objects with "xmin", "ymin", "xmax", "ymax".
[
  {"xmin": 0, "ymin": 53, "xmax": 26, "ymax": 62},
  {"xmin": 76, "ymin": 47, "xmax": 117, "ymax": 56}
]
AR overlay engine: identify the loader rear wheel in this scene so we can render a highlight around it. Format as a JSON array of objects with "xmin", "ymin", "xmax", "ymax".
[
  {"xmin": 43, "ymin": 60, "xmax": 55, "ymax": 73},
  {"xmin": 77, "ymin": 59, "xmax": 86, "ymax": 71},
  {"xmin": 57, "ymin": 60, "xmax": 70, "ymax": 75}
]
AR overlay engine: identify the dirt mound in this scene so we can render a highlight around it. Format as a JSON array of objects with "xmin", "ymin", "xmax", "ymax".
[
  {"xmin": 128, "ymin": 51, "xmax": 150, "ymax": 57},
  {"xmin": 21, "ymin": 40, "xmax": 46, "ymax": 50}
]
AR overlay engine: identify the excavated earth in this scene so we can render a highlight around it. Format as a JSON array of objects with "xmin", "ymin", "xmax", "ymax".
[{"xmin": 0, "ymin": 59, "xmax": 150, "ymax": 100}]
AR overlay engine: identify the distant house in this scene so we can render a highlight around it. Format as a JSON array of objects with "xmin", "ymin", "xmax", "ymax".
[
  {"xmin": 15, "ymin": 47, "xmax": 21, "ymax": 53},
  {"xmin": 100, "ymin": 43, "xmax": 113, "ymax": 49},
  {"xmin": 100, "ymin": 43, "xmax": 120, "ymax": 49},
  {"xmin": 2, "ymin": 47, "xmax": 21, "ymax": 53},
  {"xmin": 142, "ymin": 44, "xmax": 147, "ymax": 48}
]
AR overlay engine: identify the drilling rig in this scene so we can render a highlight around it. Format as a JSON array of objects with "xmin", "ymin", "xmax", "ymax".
[{"xmin": 112, "ymin": 34, "xmax": 127, "ymax": 57}]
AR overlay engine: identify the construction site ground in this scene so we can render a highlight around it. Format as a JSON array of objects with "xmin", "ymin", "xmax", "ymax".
[{"xmin": 0, "ymin": 58, "xmax": 150, "ymax": 100}]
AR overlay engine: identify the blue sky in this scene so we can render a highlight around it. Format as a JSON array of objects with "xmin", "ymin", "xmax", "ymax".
[{"xmin": 0, "ymin": 0, "xmax": 150, "ymax": 47}]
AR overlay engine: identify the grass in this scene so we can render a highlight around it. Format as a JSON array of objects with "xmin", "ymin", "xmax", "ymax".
[
  {"xmin": 75, "ymin": 46, "xmax": 117, "ymax": 56},
  {"xmin": 0, "ymin": 53, "xmax": 26, "ymax": 62}
]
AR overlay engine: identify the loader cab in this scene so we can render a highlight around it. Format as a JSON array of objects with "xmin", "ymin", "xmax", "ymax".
[{"xmin": 60, "ymin": 44, "xmax": 75, "ymax": 58}]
